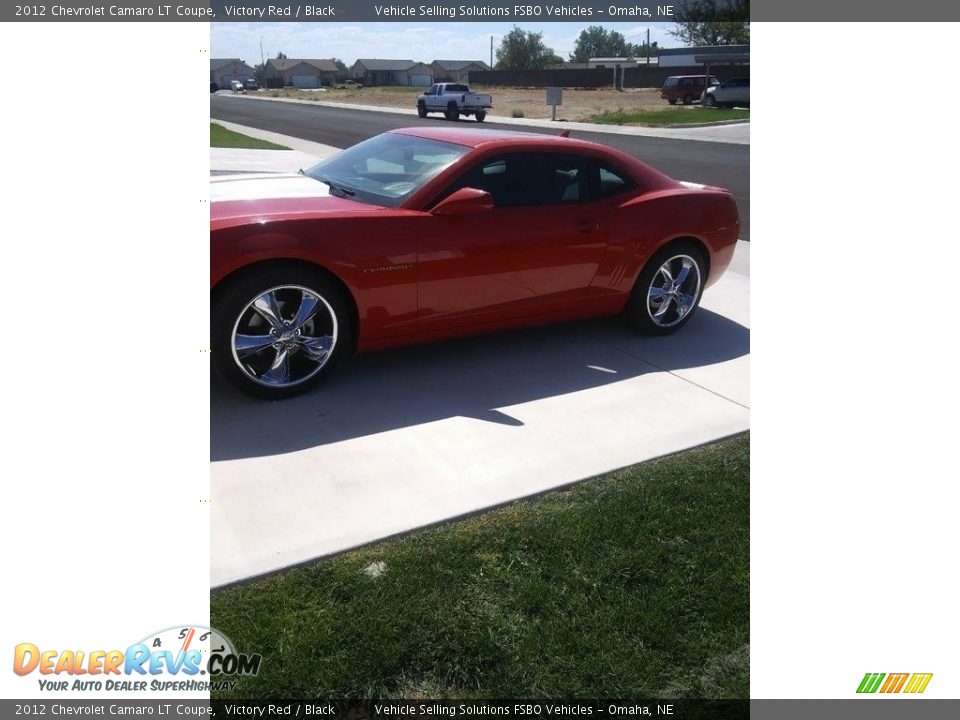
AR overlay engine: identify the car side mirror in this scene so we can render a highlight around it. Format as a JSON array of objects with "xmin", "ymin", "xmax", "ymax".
[{"xmin": 431, "ymin": 187, "xmax": 494, "ymax": 216}]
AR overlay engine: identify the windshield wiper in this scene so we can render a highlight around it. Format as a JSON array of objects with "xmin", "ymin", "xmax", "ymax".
[{"xmin": 314, "ymin": 175, "xmax": 355, "ymax": 197}]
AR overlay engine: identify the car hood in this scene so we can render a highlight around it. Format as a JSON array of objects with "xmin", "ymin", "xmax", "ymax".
[
  {"xmin": 211, "ymin": 173, "xmax": 337, "ymax": 202},
  {"xmin": 210, "ymin": 173, "xmax": 386, "ymax": 227}
]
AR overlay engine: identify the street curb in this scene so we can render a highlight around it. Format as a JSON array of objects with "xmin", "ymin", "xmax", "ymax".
[
  {"xmin": 215, "ymin": 92, "xmax": 750, "ymax": 145},
  {"xmin": 663, "ymin": 118, "xmax": 750, "ymax": 129}
]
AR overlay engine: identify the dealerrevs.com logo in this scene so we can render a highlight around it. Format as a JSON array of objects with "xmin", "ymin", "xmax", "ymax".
[
  {"xmin": 13, "ymin": 625, "xmax": 261, "ymax": 693},
  {"xmin": 857, "ymin": 672, "xmax": 933, "ymax": 694}
]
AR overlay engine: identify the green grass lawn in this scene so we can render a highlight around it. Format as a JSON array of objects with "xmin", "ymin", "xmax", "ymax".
[
  {"xmin": 589, "ymin": 107, "xmax": 750, "ymax": 127},
  {"xmin": 212, "ymin": 434, "xmax": 749, "ymax": 699},
  {"xmin": 210, "ymin": 122, "xmax": 289, "ymax": 150}
]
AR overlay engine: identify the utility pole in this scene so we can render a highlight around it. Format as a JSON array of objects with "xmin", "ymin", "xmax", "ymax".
[
  {"xmin": 490, "ymin": 35, "xmax": 493, "ymax": 68},
  {"xmin": 259, "ymin": 36, "xmax": 265, "ymax": 85},
  {"xmin": 646, "ymin": 28, "xmax": 650, "ymax": 65}
]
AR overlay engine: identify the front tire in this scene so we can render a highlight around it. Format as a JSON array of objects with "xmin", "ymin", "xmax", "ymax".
[
  {"xmin": 417, "ymin": 101, "xmax": 427, "ymax": 118},
  {"xmin": 625, "ymin": 242, "xmax": 707, "ymax": 336},
  {"xmin": 212, "ymin": 264, "xmax": 354, "ymax": 400}
]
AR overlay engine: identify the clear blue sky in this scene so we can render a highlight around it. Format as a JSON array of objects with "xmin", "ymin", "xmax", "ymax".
[{"xmin": 211, "ymin": 21, "xmax": 680, "ymax": 65}]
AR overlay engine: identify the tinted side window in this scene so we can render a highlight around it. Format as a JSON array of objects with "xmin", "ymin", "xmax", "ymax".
[
  {"xmin": 596, "ymin": 165, "xmax": 635, "ymax": 200},
  {"xmin": 443, "ymin": 153, "xmax": 590, "ymax": 207},
  {"xmin": 529, "ymin": 154, "xmax": 590, "ymax": 205}
]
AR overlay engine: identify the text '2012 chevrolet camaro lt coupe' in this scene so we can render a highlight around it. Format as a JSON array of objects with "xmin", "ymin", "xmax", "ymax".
[{"xmin": 210, "ymin": 127, "xmax": 740, "ymax": 399}]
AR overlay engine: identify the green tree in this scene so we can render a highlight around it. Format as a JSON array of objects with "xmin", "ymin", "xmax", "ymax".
[
  {"xmin": 332, "ymin": 58, "xmax": 348, "ymax": 72},
  {"xmin": 495, "ymin": 26, "xmax": 561, "ymax": 70},
  {"xmin": 669, "ymin": 0, "xmax": 750, "ymax": 46},
  {"xmin": 569, "ymin": 26, "xmax": 633, "ymax": 63}
]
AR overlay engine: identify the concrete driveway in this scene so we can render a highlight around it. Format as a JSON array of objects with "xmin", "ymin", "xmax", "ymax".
[{"xmin": 211, "ymin": 244, "xmax": 749, "ymax": 587}]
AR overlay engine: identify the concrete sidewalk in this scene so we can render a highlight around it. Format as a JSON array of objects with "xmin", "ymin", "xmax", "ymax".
[
  {"xmin": 210, "ymin": 120, "xmax": 340, "ymax": 173},
  {"xmin": 210, "ymin": 249, "xmax": 750, "ymax": 588},
  {"xmin": 217, "ymin": 92, "xmax": 750, "ymax": 146}
]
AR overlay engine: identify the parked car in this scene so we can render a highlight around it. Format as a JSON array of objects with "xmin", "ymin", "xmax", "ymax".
[
  {"xmin": 243, "ymin": 78, "xmax": 259, "ymax": 91},
  {"xmin": 703, "ymin": 77, "xmax": 750, "ymax": 108},
  {"xmin": 335, "ymin": 79, "xmax": 363, "ymax": 89},
  {"xmin": 229, "ymin": 80, "xmax": 245, "ymax": 93},
  {"xmin": 417, "ymin": 83, "xmax": 493, "ymax": 122},
  {"xmin": 210, "ymin": 82, "xmax": 218, "ymax": 93},
  {"xmin": 210, "ymin": 127, "xmax": 739, "ymax": 399},
  {"xmin": 661, "ymin": 75, "xmax": 719, "ymax": 105}
]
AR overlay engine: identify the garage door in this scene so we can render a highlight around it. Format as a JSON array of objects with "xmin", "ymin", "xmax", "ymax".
[
  {"xmin": 292, "ymin": 74, "xmax": 319, "ymax": 88},
  {"xmin": 409, "ymin": 74, "xmax": 432, "ymax": 87}
]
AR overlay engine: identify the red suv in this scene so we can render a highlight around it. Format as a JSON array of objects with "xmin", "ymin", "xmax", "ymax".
[{"xmin": 661, "ymin": 75, "xmax": 720, "ymax": 105}]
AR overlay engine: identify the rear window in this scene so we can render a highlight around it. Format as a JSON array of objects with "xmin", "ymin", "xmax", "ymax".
[{"xmin": 446, "ymin": 84, "xmax": 469, "ymax": 93}]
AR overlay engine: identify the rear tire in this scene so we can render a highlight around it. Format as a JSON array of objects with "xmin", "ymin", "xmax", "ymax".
[
  {"xmin": 212, "ymin": 264, "xmax": 354, "ymax": 400},
  {"xmin": 703, "ymin": 94, "xmax": 716, "ymax": 108},
  {"xmin": 475, "ymin": 111, "xmax": 486, "ymax": 122},
  {"xmin": 668, "ymin": 98, "xmax": 677, "ymax": 105},
  {"xmin": 682, "ymin": 93, "xmax": 693, "ymax": 105},
  {"xmin": 625, "ymin": 241, "xmax": 707, "ymax": 336}
]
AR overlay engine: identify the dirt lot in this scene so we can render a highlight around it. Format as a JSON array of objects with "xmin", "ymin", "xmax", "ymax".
[{"xmin": 253, "ymin": 85, "xmax": 704, "ymax": 123}]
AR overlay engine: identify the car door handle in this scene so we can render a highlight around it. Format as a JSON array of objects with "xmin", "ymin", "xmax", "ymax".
[{"xmin": 575, "ymin": 220, "xmax": 601, "ymax": 233}]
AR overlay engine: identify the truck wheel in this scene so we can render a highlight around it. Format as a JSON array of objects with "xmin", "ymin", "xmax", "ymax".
[
  {"xmin": 445, "ymin": 102, "xmax": 459, "ymax": 121},
  {"xmin": 475, "ymin": 111, "xmax": 486, "ymax": 122},
  {"xmin": 668, "ymin": 98, "xmax": 677, "ymax": 105},
  {"xmin": 417, "ymin": 101, "xmax": 427, "ymax": 118}
]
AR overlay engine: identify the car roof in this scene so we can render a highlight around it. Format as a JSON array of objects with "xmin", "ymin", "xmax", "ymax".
[{"xmin": 391, "ymin": 126, "xmax": 602, "ymax": 151}]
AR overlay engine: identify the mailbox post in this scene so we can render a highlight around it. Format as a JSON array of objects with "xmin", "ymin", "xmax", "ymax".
[{"xmin": 546, "ymin": 86, "xmax": 562, "ymax": 121}]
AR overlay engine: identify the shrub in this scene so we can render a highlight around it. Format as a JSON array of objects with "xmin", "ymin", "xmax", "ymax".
[{"xmin": 511, "ymin": 109, "xmax": 525, "ymax": 118}]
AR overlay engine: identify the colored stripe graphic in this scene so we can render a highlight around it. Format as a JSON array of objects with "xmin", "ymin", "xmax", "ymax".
[
  {"xmin": 903, "ymin": 673, "xmax": 933, "ymax": 694},
  {"xmin": 880, "ymin": 673, "xmax": 909, "ymax": 693},
  {"xmin": 857, "ymin": 673, "xmax": 885, "ymax": 693},
  {"xmin": 858, "ymin": 672, "xmax": 933, "ymax": 694}
]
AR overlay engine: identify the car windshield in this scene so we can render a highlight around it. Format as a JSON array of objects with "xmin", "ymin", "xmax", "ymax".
[{"xmin": 305, "ymin": 133, "xmax": 468, "ymax": 207}]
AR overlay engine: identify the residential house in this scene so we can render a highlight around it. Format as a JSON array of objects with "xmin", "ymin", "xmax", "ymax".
[
  {"xmin": 350, "ymin": 59, "xmax": 434, "ymax": 86},
  {"xmin": 210, "ymin": 58, "xmax": 255, "ymax": 89},
  {"xmin": 264, "ymin": 58, "xmax": 342, "ymax": 88},
  {"xmin": 430, "ymin": 60, "xmax": 491, "ymax": 83}
]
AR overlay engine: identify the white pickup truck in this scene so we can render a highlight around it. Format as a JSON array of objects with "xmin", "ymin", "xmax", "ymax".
[{"xmin": 417, "ymin": 83, "xmax": 493, "ymax": 122}]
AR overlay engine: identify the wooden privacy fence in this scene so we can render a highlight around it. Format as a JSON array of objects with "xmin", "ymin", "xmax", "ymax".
[{"xmin": 469, "ymin": 65, "xmax": 749, "ymax": 89}]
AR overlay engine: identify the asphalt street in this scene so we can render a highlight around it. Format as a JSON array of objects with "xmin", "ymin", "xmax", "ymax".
[{"xmin": 210, "ymin": 95, "xmax": 750, "ymax": 241}]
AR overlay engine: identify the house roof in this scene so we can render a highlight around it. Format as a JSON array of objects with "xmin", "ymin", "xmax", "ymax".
[
  {"xmin": 267, "ymin": 58, "xmax": 340, "ymax": 73},
  {"xmin": 355, "ymin": 58, "xmax": 418, "ymax": 71},
  {"xmin": 210, "ymin": 58, "xmax": 249, "ymax": 71},
  {"xmin": 432, "ymin": 60, "xmax": 491, "ymax": 71}
]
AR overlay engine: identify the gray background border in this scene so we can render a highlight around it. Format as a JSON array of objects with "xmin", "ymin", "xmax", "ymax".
[{"xmin": 3, "ymin": 1, "xmax": 960, "ymax": 22}]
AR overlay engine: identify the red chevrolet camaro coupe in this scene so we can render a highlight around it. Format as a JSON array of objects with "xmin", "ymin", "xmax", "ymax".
[{"xmin": 211, "ymin": 127, "xmax": 740, "ymax": 399}]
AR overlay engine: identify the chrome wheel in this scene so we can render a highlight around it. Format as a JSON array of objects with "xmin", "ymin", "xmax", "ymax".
[
  {"xmin": 647, "ymin": 254, "xmax": 702, "ymax": 328},
  {"xmin": 230, "ymin": 285, "xmax": 338, "ymax": 388}
]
